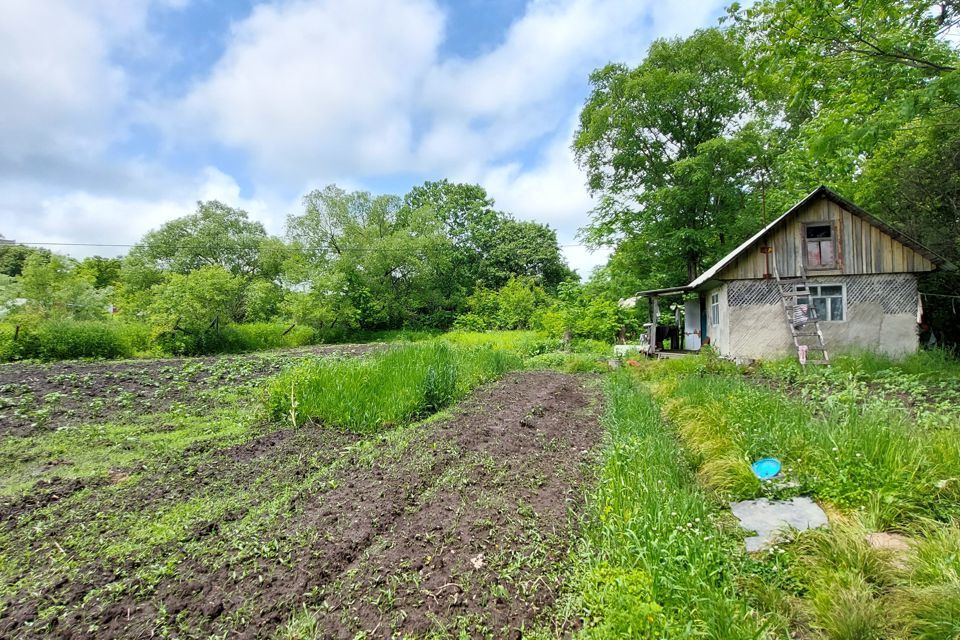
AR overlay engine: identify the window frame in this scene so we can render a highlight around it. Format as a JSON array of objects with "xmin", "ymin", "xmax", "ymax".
[
  {"xmin": 799, "ymin": 283, "xmax": 846, "ymax": 322},
  {"xmin": 710, "ymin": 292, "xmax": 720, "ymax": 326},
  {"xmin": 802, "ymin": 221, "xmax": 838, "ymax": 271}
]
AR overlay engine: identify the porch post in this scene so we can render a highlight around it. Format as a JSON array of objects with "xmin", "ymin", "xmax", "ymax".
[{"xmin": 647, "ymin": 296, "xmax": 659, "ymax": 355}]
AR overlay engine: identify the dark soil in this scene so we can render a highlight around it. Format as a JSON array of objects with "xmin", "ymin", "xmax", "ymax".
[
  {"xmin": 0, "ymin": 370, "xmax": 602, "ymax": 639},
  {"xmin": 0, "ymin": 344, "xmax": 378, "ymax": 436}
]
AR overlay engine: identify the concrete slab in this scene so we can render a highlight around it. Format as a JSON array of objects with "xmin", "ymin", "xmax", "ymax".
[{"xmin": 730, "ymin": 497, "xmax": 829, "ymax": 552}]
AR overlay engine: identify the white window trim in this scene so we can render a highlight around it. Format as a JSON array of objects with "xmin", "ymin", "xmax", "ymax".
[
  {"xmin": 710, "ymin": 292, "xmax": 720, "ymax": 326},
  {"xmin": 801, "ymin": 283, "xmax": 847, "ymax": 323}
]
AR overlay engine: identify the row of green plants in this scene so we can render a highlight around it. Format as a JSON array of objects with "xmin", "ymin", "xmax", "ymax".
[
  {"xmin": 0, "ymin": 320, "xmax": 317, "ymax": 362},
  {"xmin": 265, "ymin": 341, "xmax": 522, "ymax": 433},
  {"xmin": 627, "ymin": 353, "xmax": 960, "ymax": 639},
  {"xmin": 564, "ymin": 371, "xmax": 765, "ymax": 638}
]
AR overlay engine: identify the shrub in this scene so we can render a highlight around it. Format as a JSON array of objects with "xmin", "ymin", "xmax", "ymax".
[{"xmin": 1, "ymin": 320, "xmax": 133, "ymax": 361}]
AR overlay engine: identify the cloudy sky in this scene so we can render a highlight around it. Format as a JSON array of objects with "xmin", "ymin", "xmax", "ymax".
[{"xmin": 1, "ymin": 0, "xmax": 726, "ymax": 275}]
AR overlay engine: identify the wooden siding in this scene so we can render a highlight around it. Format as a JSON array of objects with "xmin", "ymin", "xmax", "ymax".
[{"xmin": 719, "ymin": 197, "xmax": 935, "ymax": 280}]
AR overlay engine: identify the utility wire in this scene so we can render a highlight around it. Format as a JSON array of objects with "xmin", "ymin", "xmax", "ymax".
[{"xmin": 10, "ymin": 240, "xmax": 596, "ymax": 249}]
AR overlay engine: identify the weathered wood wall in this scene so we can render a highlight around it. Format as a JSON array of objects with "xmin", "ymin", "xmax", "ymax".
[{"xmin": 721, "ymin": 197, "xmax": 935, "ymax": 280}]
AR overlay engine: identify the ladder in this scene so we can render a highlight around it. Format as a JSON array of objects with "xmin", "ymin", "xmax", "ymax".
[{"xmin": 772, "ymin": 260, "xmax": 830, "ymax": 366}]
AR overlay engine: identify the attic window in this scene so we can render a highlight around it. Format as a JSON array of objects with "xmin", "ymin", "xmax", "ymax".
[{"xmin": 805, "ymin": 223, "xmax": 836, "ymax": 269}]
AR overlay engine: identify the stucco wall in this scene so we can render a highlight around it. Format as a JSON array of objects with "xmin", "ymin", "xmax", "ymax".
[{"xmin": 720, "ymin": 274, "xmax": 918, "ymax": 360}]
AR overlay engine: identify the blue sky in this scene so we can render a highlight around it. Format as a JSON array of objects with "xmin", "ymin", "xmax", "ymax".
[{"xmin": 1, "ymin": 0, "xmax": 726, "ymax": 275}]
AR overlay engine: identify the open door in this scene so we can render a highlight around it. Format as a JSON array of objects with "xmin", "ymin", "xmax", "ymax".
[{"xmin": 684, "ymin": 298, "xmax": 702, "ymax": 351}]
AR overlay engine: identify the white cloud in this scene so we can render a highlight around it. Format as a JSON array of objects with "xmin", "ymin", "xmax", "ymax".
[
  {"xmin": 174, "ymin": 0, "xmax": 724, "ymax": 182},
  {"xmin": 176, "ymin": 0, "xmax": 444, "ymax": 180},
  {"xmin": 0, "ymin": 1, "xmax": 126, "ymax": 163},
  {"xmin": 468, "ymin": 114, "xmax": 603, "ymax": 276},
  {"xmin": 1, "ymin": 167, "xmax": 286, "ymax": 258}
]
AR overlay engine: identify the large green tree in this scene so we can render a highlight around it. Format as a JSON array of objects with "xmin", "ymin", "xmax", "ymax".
[
  {"xmin": 401, "ymin": 180, "xmax": 574, "ymax": 291},
  {"xmin": 129, "ymin": 201, "xmax": 274, "ymax": 278},
  {"xmin": 574, "ymin": 28, "xmax": 760, "ymax": 284},
  {"xmin": 287, "ymin": 185, "xmax": 456, "ymax": 329}
]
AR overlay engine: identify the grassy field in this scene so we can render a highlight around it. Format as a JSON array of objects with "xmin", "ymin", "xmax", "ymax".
[
  {"xmin": 568, "ymin": 351, "xmax": 960, "ymax": 639},
  {"xmin": 1, "ymin": 333, "xmax": 957, "ymax": 638}
]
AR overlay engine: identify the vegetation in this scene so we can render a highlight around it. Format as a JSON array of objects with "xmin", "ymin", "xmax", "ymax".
[
  {"xmin": 265, "ymin": 341, "xmax": 522, "ymax": 432},
  {"xmin": 561, "ymin": 351, "xmax": 960, "ymax": 639},
  {"xmin": 563, "ymin": 371, "xmax": 764, "ymax": 639}
]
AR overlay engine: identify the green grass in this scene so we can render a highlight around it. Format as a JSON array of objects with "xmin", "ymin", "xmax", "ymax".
[
  {"xmin": 265, "ymin": 341, "xmax": 522, "ymax": 432},
  {"xmin": 440, "ymin": 330, "xmax": 558, "ymax": 358},
  {"xmin": 561, "ymin": 371, "xmax": 767, "ymax": 639},
  {"xmin": 651, "ymin": 358, "xmax": 960, "ymax": 525},
  {"xmin": 628, "ymin": 351, "xmax": 960, "ymax": 639}
]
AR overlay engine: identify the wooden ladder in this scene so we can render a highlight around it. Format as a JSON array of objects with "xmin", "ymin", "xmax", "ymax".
[{"xmin": 772, "ymin": 260, "xmax": 830, "ymax": 367}]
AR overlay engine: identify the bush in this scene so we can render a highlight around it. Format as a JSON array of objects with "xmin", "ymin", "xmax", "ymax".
[
  {"xmin": 153, "ymin": 322, "xmax": 317, "ymax": 356},
  {"xmin": 0, "ymin": 320, "xmax": 134, "ymax": 362},
  {"xmin": 265, "ymin": 342, "xmax": 522, "ymax": 432}
]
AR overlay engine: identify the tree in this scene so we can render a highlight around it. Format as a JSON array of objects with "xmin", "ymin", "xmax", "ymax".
[
  {"xmin": 286, "ymin": 185, "xmax": 457, "ymax": 329},
  {"xmin": 147, "ymin": 266, "xmax": 245, "ymax": 332},
  {"xmin": 76, "ymin": 256, "xmax": 122, "ymax": 289},
  {"xmin": 0, "ymin": 242, "xmax": 52, "ymax": 277},
  {"xmin": 731, "ymin": 0, "xmax": 960, "ymax": 203},
  {"xmin": 130, "ymin": 201, "xmax": 271, "ymax": 278},
  {"xmin": 243, "ymin": 279, "xmax": 284, "ymax": 322},
  {"xmin": 16, "ymin": 253, "xmax": 107, "ymax": 321},
  {"xmin": 574, "ymin": 28, "xmax": 757, "ymax": 283},
  {"xmin": 481, "ymin": 220, "xmax": 575, "ymax": 290},
  {"xmin": 401, "ymin": 180, "xmax": 575, "ymax": 291}
]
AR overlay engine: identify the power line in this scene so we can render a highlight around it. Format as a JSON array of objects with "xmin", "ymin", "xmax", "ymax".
[{"xmin": 10, "ymin": 240, "xmax": 596, "ymax": 249}]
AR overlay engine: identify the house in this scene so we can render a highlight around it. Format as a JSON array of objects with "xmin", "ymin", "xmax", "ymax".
[{"xmin": 635, "ymin": 186, "xmax": 952, "ymax": 361}]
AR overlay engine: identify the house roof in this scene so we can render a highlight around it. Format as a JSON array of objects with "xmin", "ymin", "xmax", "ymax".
[{"xmin": 685, "ymin": 186, "xmax": 951, "ymax": 290}]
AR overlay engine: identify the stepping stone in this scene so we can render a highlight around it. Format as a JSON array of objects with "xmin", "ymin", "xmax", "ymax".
[{"xmin": 730, "ymin": 497, "xmax": 828, "ymax": 552}]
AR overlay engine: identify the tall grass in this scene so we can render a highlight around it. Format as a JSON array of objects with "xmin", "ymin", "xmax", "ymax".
[
  {"xmin": 653, "ymin": 361, "xmax": 960, "ymax": 526},
  {"xmin": 639, "ymin": 353, "xmax": 960, "ymax": 639},
  {"xmin": 264, "ymin": 342, "xmax": 521, "ymax": 432},
  {"xmin": 566, "ymin": 371, "xmax": 767, "ymax": 638},
  {"xmin": 440, "ymin": 330, "xmax": 558, "ymax": 358}
]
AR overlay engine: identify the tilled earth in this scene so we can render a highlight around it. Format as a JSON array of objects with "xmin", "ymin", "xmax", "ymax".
[
  {"xmin": 0, "ymin": 344, "xmax": 379, "ymax": 437},
  {"xmin": 0, "ymin": 365, "xmax": 602, "ymax": 639}
]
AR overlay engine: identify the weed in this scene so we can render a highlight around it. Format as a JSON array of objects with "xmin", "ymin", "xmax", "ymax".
[{"xmin": 265, "ymin": 342, "xmax": 521, "ymax": 433}]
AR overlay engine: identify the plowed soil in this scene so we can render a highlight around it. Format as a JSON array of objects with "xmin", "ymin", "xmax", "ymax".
[
  {"xmin": 0, "ymin": 370, "xmax": 602, "ymax": 638},
  {"xmin": 0, "ymin": 344, "xmax": 378, "ymax": 437}
]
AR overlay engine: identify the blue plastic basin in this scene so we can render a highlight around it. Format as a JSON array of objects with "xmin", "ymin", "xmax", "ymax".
[{"xmin": 751, "ymin": 457, "xmax": 782, "ymax": 480}]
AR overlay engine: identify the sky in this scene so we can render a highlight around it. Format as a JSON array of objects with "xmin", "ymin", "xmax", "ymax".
[{"xmin": 0, "ymin": 0, "xmax": 727, "ymax": 276}]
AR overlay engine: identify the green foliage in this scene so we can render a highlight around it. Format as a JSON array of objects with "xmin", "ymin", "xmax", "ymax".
[
  {"xmin": 578, "ymin": 564, "xmax": 677, "ymax": 638},
  {"xmin": 147, "ymin": 265, "xmax": 245, "ymax": 333},
  {"xmin": 440, "ymin": 330, "xmax": 557, "ymax": 358},
  {"xmin": 454, "ymin": 277, "xmax": 548, "ymax": 331},
  {"xmin": 242, "ymin": 279, "xmax": 284, "ymax": 322},
  {"xmin": 525, "ymin": 352, "xmax": 608, "ymax": 373},
  {"xmin": 656, "ymin": 355, "xmax": 960, "ymax": 524},
  {"xmin": 129, "ymin": 200, "xmax": 271, "ymax": 277},
  {"xmin": 15, "ymin": 253, "xmax": 108, "ymax": 321},
  {"xmin": 75, "ymin": 256, "xmax": 122, "ymax": 289},
  {"xmin": 564, "ymin": 371, "xmax": 765, "ymax": 638},
  {"xmin": 0, "ymin": 320, "xmax": 132, "ymax": 361},
  {"xmin": 575, "ymin": 27, "xmax": 763, "ymax": 284},
  {"xmin": 402, "ymin": 180, "xmax": 575, "ymax": 292},
  {"xmin": 265, "ymin": 342, "xmax": 521, "ymax": 432},
  {"xmin": 0, "ymin": 243, "xmax": 51, "ymax": 277}
]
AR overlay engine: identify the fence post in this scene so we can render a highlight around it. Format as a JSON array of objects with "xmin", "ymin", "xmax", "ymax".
[{"xmin": 13, "ymin": 324, "xmax": 19, "ymax": 341}]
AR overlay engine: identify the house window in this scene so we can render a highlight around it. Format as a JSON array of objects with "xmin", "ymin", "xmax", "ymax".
[
  {"xmin": 805, "ymin": 223, "xmax": 836, "ymax": 269},
  {"xmin": 710, "ymin": 292, "xmax": 720, "ymax": 325},
  {"xmin": 800, "ymin": 284, "xmax": 845, "ymax": 321}
]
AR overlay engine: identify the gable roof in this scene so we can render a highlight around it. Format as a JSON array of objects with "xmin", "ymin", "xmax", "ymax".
[{"xmin": 686, "ymin": 186, "xmax": 950, "ymax": 290}]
